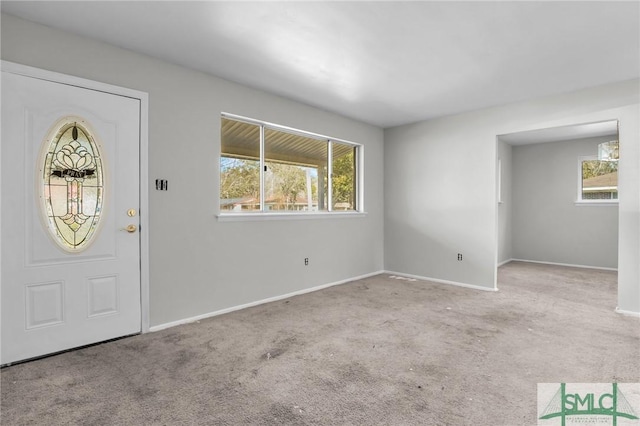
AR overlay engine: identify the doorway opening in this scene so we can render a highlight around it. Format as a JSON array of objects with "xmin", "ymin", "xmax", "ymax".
[{"xmin": 496, "ymin": 120, "xmax": 619, "ymax": 306}]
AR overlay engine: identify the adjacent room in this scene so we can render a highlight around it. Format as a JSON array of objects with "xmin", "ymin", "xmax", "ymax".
[
  {"xmin": 1, "ymin": 2, "xmax": 639, "ymax": 425},
  {"xmin": 498, "ymin": 121, "xmax": 621, "ymax": 271}
]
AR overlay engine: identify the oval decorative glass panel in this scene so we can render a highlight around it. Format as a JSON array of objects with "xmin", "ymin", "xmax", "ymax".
[{"xmin": 40, "ymin": 117, "xmax": 105, "ymax": 252}]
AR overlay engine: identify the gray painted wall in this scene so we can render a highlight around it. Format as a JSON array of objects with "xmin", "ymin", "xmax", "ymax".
[
  {"xmin": 1, "ymin": 14, "xmax": 385, "ymax": 327},
  {"xmin": 3, "ymin": 13, "xmax": 639, "ymax": 316},
  {"xmin": 384, "ymin": 116, "xmax": 498, "ymax": 289},
  {"xmin": 384, "ymin": 81, "xmax": 639, "ymax": 312},
  {"xmin": 511, "ymin": 137, "xmax": 618, "ymax": 268},
  {"xmin": 497, "ymin": 140, "xmax": 513, "ymax": 265}
]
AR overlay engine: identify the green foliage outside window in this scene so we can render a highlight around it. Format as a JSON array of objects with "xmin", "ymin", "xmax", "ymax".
[{"xmin": 582, "ymin": 159, "xmax": 617, "ymax": 180}]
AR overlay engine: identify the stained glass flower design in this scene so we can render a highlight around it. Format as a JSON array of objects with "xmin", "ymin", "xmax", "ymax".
[{"xmin": 41, "ymin": 119, "xmax": 104, "ymax": 251}]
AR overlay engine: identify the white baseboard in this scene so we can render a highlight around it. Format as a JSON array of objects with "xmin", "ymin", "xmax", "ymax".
[
  {"xmin": 149, "ymin": 270, "xmax": 385, "ymax": 332},
  {"xmin": 510, "ymin": 258, "xmax": 617, "ymax": 272},
  {"xmin": 497, "ymin": 258, "xmax": 513, "ymax": 267},
  {"xmin": 615, "ymin": 307, "xmax": 640, "ymax": 318},
  {"xmin": 384, "ymin": 270, "xmax": 497, "ymax": 292}
]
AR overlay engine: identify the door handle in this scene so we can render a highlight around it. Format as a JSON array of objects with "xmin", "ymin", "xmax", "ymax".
[{"xmin": 122, "ymin": 224, "xmax": 137, "ymax": 233}]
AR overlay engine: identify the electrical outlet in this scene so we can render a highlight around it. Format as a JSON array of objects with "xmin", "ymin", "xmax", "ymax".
[
  {"xmin": 304, "ymin": 258, "xmax": 309, "ymax": 266},
  {"xmin": 457, "ymin": 253, "xmax": 463, "ymax": 261}
]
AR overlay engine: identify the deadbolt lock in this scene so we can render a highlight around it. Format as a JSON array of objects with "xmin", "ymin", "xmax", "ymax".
[{"xmin": 127, "ymin": 209, "xmax": 137, "ymax": 217}]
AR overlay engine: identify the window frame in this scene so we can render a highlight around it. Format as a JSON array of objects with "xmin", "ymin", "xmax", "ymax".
[
  {"xmin": 575, "ymin": 155, "xmax": 619, "ymax": 206},
  {"xmin": 218, "ymin": 113, "xmax": 365, "ymax": 220}
]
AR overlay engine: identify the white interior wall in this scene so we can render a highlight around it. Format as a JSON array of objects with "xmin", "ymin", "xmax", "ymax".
[
  {"xmin": 511, "ymin": 136, "xmax": 619, "ymax": 269},
  {"xmin": 384, "ymin": 116, "xmax": 498, "ymax": 290},
  {"xmin": 0, "ymin": 14, "xmax": 385, "ymax": 327},
  {"xmin": 3, "ymin": 13, "xmax": 638, "ymax": 319},
  {"xmin": 385, "ymin": 81, "xmax": 639, "ymax": 313},
  {"xmin": 497, "ymin": 140, "xmax": 513, "ymax": 265}
]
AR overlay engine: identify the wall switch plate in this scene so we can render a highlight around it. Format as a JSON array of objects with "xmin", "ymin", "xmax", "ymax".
[{"xmin": 156, "ymin": 179, "xmax": 168, "ymax": 191}]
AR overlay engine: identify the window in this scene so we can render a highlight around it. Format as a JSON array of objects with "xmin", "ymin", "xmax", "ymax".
[
  {"xmin": 220, "ymin": 119, "xmax": 261, "ymax": 211},
  {"xmin": 578, "ymin": 154, "xmax": 618, "ymax": 203},
  {"xmin": 220, "ymin": 114, "xmax": 361, "ymax": 214},
  {"xmin": 40, "ymin": 117, "xmax": 104, "ymax": 251}
]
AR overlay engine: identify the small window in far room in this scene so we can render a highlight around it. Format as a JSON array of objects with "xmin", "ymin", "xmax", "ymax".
[{"xmin": 578, "ymin": 140, "xmax": 619, "ymax": 203}]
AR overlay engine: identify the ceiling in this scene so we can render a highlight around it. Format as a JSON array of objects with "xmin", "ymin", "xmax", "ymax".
[{"xmin": 2, "ymin": 1, "xmax": 639, "ymax": 128}]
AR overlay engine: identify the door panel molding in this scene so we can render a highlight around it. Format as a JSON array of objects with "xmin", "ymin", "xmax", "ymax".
[{"xmin": 1, "ymin": 60, "xmax": 150, "ymax": 335}]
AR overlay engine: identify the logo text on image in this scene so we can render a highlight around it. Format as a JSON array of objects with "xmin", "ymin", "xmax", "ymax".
[{"xmin": 538, "ymin": 383, "xmax": 640, "ymax": 426}]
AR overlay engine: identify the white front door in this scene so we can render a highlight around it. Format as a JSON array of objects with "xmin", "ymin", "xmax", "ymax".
[{"xmin": 1, "ymin": 70, "xmax": 141, "ymax": 365}]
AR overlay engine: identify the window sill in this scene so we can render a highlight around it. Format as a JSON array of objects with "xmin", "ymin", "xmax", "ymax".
[
  {"xmin": 574, "ymin": 200, "xmax": 619, "ymax": 207},
  {"xmin": 216, "ymin": 211, "xmax": 368, "ymax": 222}
]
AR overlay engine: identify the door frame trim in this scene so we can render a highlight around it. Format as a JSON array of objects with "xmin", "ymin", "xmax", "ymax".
[{"xmin": 1, "ymin": 60, "xmax": 151, "ymax": 333}]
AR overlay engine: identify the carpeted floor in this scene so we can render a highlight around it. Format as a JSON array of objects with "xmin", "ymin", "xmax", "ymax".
[{"xmin": 1, "ymin": 261, "xmax": 639, "ymax": 425}]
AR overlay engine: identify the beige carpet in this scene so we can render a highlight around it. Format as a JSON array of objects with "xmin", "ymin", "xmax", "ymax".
[{"xmin": 2, "ymin": 262, "xmax": 638, "ymax": 425}]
